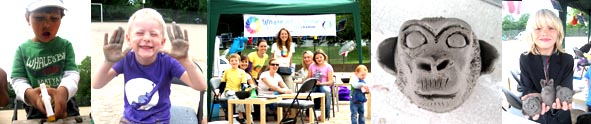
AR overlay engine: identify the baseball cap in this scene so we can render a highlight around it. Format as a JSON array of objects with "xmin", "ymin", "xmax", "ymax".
[{"xmin": 26, "ymin": 0, "xmax": 67, "ymax": 12}]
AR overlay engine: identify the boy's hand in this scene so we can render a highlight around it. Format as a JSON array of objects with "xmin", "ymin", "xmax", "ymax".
[
  {"xmin": 25, "ymin": 88, "xmax": 46, "ymax": 114},
  {"xmin": 104, "ymin": 27, "xmax": 130, "ymax": 63},
  {"xmin": 48, "ymin": 87, "xmax": 69, "ymax": 119},
  {"xmin": 166, "ymin": 22, "xmax": 189, "ymax": 60}
]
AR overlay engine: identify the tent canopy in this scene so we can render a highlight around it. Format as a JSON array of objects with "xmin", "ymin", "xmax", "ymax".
[{"xmin": 206, "ymin": 0, "xmax": 363, "ymax": 121}]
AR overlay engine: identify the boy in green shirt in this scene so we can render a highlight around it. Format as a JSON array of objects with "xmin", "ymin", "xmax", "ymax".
[{"xmin": 11, "ymin": 0, "xmax": 79, "ymax": 120}]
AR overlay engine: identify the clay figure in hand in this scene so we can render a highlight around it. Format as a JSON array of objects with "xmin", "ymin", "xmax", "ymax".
[
  {"xmin": 522, "ymin": 93, "xmax": 542, "ymax": 117},
  {"xmin": 376, "ymin": 17, "xmax": 499, "ymax": 113},
  {"xmin": 555, "ymin": 85, "xmax": 573, "ymax": 103},
  {"xmin": 540, "ymin": 79, "xmax": 555, "ymax": 106}
]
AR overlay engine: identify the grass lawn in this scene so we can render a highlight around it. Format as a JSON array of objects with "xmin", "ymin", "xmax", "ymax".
[{"xmin": 222, "ymin": 45, "xmax": 371, "ymax": 67}]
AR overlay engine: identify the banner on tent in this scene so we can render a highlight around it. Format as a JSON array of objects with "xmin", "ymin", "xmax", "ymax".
[{"xmin": 243, "ymin": 14, "xmax": 336, "ymax": 37}]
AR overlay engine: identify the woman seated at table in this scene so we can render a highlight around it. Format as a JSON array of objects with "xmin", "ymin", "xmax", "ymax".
[
  {"xmin": 259, "ymin": 58, "xmax": 293, "ymax": 95},
  {"xmin": 259, "ymin": 58, "xmax": 293, "ymax": 117}
]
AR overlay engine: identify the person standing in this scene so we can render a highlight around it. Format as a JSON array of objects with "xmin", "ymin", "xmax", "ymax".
[{"xmin": 271, "ymin": 28, "xmax": 296, "ymax": 91}]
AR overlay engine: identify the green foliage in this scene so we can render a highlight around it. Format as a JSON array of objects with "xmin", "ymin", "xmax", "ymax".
[
  {"xmin": 336, "ymin": 0, "xmax": 370, "ymax": 40},
  {"xmin": 502, "ymin": 14, "xmax": 529, "ymax": 31},
  {"xmin": 236, "ymin": 45, "xmax": 371, "ymax": 66},
  {"xmin": 76, "ymin": 56, "xmax": 91, "ymax": 106},
  {"xmin": 91, "ymin": 0, "xmax": 206, "ymax": 23}
]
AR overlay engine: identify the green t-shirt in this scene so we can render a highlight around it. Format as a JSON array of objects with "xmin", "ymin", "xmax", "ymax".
[{"xmin": 11, "ymin": 36, "xmax": 78, "ymax": 88}]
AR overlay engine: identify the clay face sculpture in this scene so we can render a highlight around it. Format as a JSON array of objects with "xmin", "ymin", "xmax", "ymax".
[
  {"xmin": 522, "ymin": 93, "xmax": 542, "ymax": 117},
  {"xmin": 377, "ymin": 17, "xmax": 498, "ymax": 113},
  {"xmin": 556, "ymin": 85, "xmax": 573, "ymax": 103},
  {"xmin": 540, "ymin": 79, "xmax": 555, "ymax": 106}
]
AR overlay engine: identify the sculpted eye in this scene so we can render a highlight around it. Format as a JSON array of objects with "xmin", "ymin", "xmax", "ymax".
[
  {"xmin": 447, "ymin": 33, "xmax": 467, "ymax": 48},
  {"xmin": 405, "ymin": 32, "xmax": 426, "ymax": 48}
]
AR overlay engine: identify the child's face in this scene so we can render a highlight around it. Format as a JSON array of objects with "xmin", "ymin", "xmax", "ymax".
[
  {"xmin": 356, "ymin": 69, "xmax": 368, "ymax": 80},
  {"xmin": 257, "ymin": 42, "xmax": 268, "ymax": 53},
  {"xmin": 532, "ymin": 25, "xmax": 558, "ymax": 50},
  {"xmin": 126, "ymin": 17, "xmax": 166, "ymax": 60},
  {"xmin": 239, "ymin": 59, "xmax": 249, "ymax": 70},
  {"xmin": 229, "ymin": 58, "xmax": 239, "ymax": 68},
  {"xmin": 27, "ymin": 9, "xmax": 62, "ymax": 43},
  {"xmin": 314, "ymin": 54, "xmax": 325, "ymax": 65}
]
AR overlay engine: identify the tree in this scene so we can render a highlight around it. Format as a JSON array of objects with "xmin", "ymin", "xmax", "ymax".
[
  {"xmin": 502, "ymin": 14, "xmax": 528, "ymax": 31},
  {"xmin": 75, "ymin": 56, "xmax": 91, "ymax": 106},
  {"xmin": 336, "ymin": 0, "xmax": 370, "ymax": 40}
]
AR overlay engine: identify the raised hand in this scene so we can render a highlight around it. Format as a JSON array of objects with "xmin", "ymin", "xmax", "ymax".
[
  {"xmin": 103, "ymin": 27, "xmax": 130, "ymax": 63},
  {"xmin": 166, "ymin": 22, "xmax": 190, "ymax": 60}
]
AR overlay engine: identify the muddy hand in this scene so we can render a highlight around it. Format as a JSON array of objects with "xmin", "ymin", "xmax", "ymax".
[
  {"xmin": 166, "ymin": 22, "xmax": 190, "ymax": 60},
  {"xmin": 47, "ymin": 87, "xmax": 68, "ymax": 119},
  {"xmin": 103, "ymin": 27, "xmax": 131, "ymax": 63},
  {"xmin": 25, "ymin": 88, "xmax": 46, "ymax": 114}
]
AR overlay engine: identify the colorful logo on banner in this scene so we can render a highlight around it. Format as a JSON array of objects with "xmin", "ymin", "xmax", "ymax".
[
  {"xmin": 245, "ymin": 17, "xmax": 261, "ymax": 34},
  {"xmin": 243, "ymin": 14, "xmax": 336, "ymax": 37}
]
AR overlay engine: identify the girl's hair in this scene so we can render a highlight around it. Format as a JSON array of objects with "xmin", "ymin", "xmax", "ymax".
[
  {"xmin": 301, "ymin": 50, "xmax": 314, "ymax": 71},
  {"xmin": 313, "ymin": 49, "xmax": 329, "ymax": 64},
  {"xmin": 525, "ymin": 9, "xmax": 565, "ymax": 55},
  {"xmin": 275, "ymin": 28, "xmax": 292, "ymax": 54},
  {"xmin": 355, "ymin": 65, "xmax": 368, "ymax": 73},
  {"xmin": 240, "ymin": 54, "xmax": 252, "ymax": 73},
  {"xmin": 127, "ymin": 8, "xmax": 166, "ymax": 38},
  {"xmin": 257, "ymin": 39, "xmax": 267, "ymax": 47}
]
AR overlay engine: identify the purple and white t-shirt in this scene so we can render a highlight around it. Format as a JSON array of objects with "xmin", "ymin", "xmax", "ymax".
[
  {"xmin": 113, "ymin": 52, "xmax": 185, "ymax": 123},
  {"xmin": 308, "ymin": 63, "xmax": 333, "ymax": 91}
]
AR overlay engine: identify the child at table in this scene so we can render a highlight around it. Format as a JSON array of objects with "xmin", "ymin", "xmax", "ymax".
[{"xmin": 222, "ymin": 54, "xmax": 250, "ymax": 123}]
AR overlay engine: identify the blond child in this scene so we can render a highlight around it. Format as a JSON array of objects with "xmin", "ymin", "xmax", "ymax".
[
  {"xmin": 519, "ymin": 9, "xmax": 573, "ymax": 123},
  {"xmin": 222, "ymin": 54, "xmax": 250, "ymax": 123},
  {"xmin": 92, "ymin": 8, "xmax": 206, "ymax": 123},
  {"xmin": 350, "ymin": 65, "xmax": 368, "ymax": 124}
]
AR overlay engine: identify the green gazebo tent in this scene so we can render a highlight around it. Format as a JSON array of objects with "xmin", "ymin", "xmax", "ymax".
[{"xmin": 206, "ymin": 0, "xmax": 363, "ymax": 121}]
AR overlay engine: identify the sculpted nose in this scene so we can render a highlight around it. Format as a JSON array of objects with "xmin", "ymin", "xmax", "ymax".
[{"xmin": 417, "ymin": 57, "xmax": 451, "ymax": 72}]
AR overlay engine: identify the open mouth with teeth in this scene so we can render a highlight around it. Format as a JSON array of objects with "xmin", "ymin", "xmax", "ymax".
[
  {"xmin": 139, "ymin": 45, "xmax": 154, "ymax": 50},
  {"xmin": 417, "ymin": 77, "xmax": 451, "ymax": 90},
  {"xmin": 415, "ymin": 92, "xmax": 457, "ymax": 100},
  {"xmin": 414, "ymin": 77, "xmax": 458, "ymax": 100}
]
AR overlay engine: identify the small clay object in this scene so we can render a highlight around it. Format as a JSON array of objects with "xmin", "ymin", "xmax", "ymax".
[
  {"xmin": 522, "ymin": 93, "xmax": 542, "ymax": 117},
  {"xmin": 556, "ymin": 85, "xmax": 573, "ymax": 103},
  {"xmin": 75, "ymin": 117, "xmax": 83, "ymax": 123},
  {"xmin": 540, "ymin": 79, "xmax": 555, "ymax": 106},
  {"xmin": 376, "ymin": 17, "xmax": 499, "ymax": 113}
]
